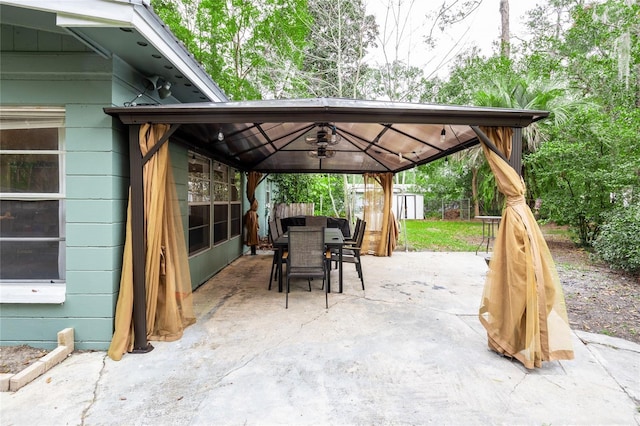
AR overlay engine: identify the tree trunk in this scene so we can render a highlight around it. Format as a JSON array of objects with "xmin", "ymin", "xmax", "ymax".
[
  {"xmin": 472, "ymin": 167, "xmax": 480, "ymax": 217},
  {"xmin": 500, "ymin": 0, "xmax": 510, "ymax": 58}
]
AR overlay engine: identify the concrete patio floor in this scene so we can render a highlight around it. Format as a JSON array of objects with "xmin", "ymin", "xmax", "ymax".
[{"xmin": 1, "ymin": 251, "xmax": 639, "ymax": 425}]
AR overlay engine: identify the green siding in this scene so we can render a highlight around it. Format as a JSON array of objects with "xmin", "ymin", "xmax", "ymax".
[
  {"xmin": 66, "ymin": 175, "xmax": 129, "ymax": 200},
  {"xmin": 0, "ymin": 40, "xmax": 127, "ymax": 349},
  {"xmin": 0, "ymin": 20, "xmax": 251, "ymax": 350},
  {"xmin": 65, "ymin": 271, "xmax": 121, "ymax": 294},
  {"xmin": 65, "ymin": 200, "xmax": 127, "ymax": 223},
  {"xmin": 66, "ymin": 247, "xmax": 123, "ymax": 271},
  {"xmin": 66, "ymin": 223, "xmax": 125, "ymax": 247}
]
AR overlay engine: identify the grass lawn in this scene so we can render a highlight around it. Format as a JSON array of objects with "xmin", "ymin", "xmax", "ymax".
[{"xmin": 396, "ymin": 219, "xmax": 485, "ymax": 252}]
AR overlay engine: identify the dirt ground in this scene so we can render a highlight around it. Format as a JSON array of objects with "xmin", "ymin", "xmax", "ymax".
[
  {"xmin": 1, "ymin": 226, "xmax": 638, "ymax": 376},
  {"xmin": 543, "ymin": 226, "xmax": 640, "ymax": 345}
]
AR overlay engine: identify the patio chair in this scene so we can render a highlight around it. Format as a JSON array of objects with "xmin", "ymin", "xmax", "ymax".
[
  {"xmin": 286, "ymin": 226, "xmax": 329, "ymax": 309},
  {"xmin": 268, "ymin": 219, "xmax": 287, "ymax": 290},
  {"xmin": 275, "ymin": 217, "xmax": 284, "ymax": 237},
  {"xmin": 305, "ymin": 215, "xmax": 327, "ymax": 228},
  {"xmin": 344, "ymin": 218, "xmax": 362, "ymax": 244},
  {"xmin": 332, "ymin": 220, "xmax": 366, "ymax": 290}
]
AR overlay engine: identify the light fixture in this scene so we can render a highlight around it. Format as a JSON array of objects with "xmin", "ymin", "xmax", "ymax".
[
  {"xmin": 308, "ymin": 146, "xmax": 336, "ymax": 159},
  {"xmin": 157, "ymin": 81, "xmax": 172, "ymax": 99},
  {"xmin": 125, "ymin": 75, "xmax": 173, "ymax": 106},
  {"xmin": 440, "ymin": 127, "xmax": 446, "ymax": 143}
]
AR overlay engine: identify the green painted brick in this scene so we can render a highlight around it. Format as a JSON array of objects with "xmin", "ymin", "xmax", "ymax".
[
  {"xmin": 0, "ymin": 294, "xmax": 115, "ymax": 318},
  {"xmin": 65, "ymin": 199, "xmax": 127, "ymax": 223},
  {"xmin": 1, "ymin": 318, "xmax": 113, "ymax": 350},
  {"xmin": 67, "ymin": 175, "xmax": 129, "ymax": 199},
  {"xmin": 66, "ymin": 270, "xmax": 121, "ymax": 294},
  {"xmin": 66, "ymin": 223, "xmax": 124, "ymax": 247},
  {"xmin": 67, "ymin": 246, "xmax": 122, "ymax": 271}
]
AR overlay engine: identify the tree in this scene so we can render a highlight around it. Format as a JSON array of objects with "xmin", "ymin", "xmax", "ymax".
[
  {"xmin": 526, "ymin": 107, "xmax": 640, "ymax": 246},
  {"xmin": 152, "ymin": 0, "xmax": 312, "ymax": 100},
  {"xmin": 300, "ymin": 0, "xmax": 378, "ymax": 98},
  {"xmin": 500, "ymin": 0, "xmax": 510, "ymax": 57}
]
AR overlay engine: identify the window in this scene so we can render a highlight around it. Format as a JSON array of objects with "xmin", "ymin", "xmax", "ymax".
[
  {"xmin": 0, "ymin": 107, "xmax": 66, "ymax": 302},
  {"xmin": 188, "ymin": 153, "xmax": 210, "ymax": 255},
  {"xmin": 212, "ymin": 161, "xmax": 228, "ymax": 245},
  {"xmin": 230, "ymin": 169, "xmax": 242, "ymax": 238},
  {"xmin": 188, "ymin": 157, "xmax": 243, "ymax": 253}
]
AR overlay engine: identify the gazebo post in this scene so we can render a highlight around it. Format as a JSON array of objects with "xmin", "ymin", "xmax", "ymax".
[
  {"xmin": 510, "ymin": 127, "xmax": 523, "ymax": 176},
  {"xmin": 129, "ymin": 124, "xmax": 153, "ymax": 353}
]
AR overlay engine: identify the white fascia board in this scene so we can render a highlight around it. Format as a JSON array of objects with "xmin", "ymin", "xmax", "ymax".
[
  {"xmin": 56, "ymin": 12, "xmax": 132, "ymax": 28},
  {"xmin": 0, "ymin": 0, "xmax": 136, "ymax": 23},
  {"xmin": 128, "ymin": 6, "xmax": 226, "ymax": 101}
]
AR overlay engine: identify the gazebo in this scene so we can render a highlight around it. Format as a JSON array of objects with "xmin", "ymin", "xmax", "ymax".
[{"xmin": 104, "ymin": 97, "xmax": 574, "ymax": 369}]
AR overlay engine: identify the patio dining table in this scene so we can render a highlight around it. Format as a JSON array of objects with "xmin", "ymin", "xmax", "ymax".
[{"xmin": 273, "ymin": 227, "xmax": 345, "ymax": 294}]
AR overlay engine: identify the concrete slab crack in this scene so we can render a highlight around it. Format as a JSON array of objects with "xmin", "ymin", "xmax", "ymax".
[{"xmin": 80, "ymin": 354, "xmax": 107, "ymax": 426}]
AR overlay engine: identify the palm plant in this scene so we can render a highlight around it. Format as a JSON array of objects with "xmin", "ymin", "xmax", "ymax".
[
  {"xmin": 457, "ymin": 73, "xmax": 590, "ymax": 212},
  {"xmin": 473, "ymin": 74, "xmax": 588, "ymax": 154}
]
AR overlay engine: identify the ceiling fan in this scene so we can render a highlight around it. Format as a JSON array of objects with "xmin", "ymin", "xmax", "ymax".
[
  {"xmin": 305, "ymin": 123, "xmax": 341, "ymax": 147},
  {"xmin": 306, "ymin": 123, "xmax": 341, "ymax": 159}
]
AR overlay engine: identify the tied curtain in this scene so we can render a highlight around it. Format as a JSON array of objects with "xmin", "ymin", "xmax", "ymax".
[
  {"xmin": 244, "ymin": 171, "xmax": 262, "ymax": 247},
  {"xmin": 108, "ymin": 124, "xmax": 196, "ymax": 361},
  {"xmin": 477, "ymin": 126, "xmax": 574, "ymax": 369},
  {"xmin": 362, "ymin": 173, "xmax": 399, "ymax": 256}
]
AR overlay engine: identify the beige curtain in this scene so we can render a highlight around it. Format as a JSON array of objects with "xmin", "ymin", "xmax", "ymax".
[
  {"xmin": 478, "ymin": 126, "xmax": 574, "ymax": 369},
  {"xmin": 243, "ymin": 171, "xmax": 262, "ymax": 247},
  {"xmin": 108, "ymin": 124, "xmax": 196, "ymax": 361},
  {"xmin": 362, "ymin": 173, "xmax": 398, "ymax": 257}
]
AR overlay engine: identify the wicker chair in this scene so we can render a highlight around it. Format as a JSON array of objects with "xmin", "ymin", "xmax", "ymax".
[{"xmin": 286, "ymin": 226, "xmax": 329, "ymax": 308}]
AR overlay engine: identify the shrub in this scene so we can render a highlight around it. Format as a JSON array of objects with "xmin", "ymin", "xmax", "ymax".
[{"xmin": 593, "ymin": 205, "xmax": 640, "ymax": 275}]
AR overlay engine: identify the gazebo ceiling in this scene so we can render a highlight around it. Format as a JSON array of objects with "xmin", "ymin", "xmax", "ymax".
[{"xmin": 104, "ymin": 97, "xmax": 548, "ymax": 174}]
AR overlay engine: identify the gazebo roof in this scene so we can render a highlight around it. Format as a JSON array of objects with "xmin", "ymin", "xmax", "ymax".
[{"xmin": 105, "ymin": 97, "xmax": 548, "ymax": 174}]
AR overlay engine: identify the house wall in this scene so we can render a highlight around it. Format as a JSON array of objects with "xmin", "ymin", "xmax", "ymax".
[
  {"xmin": 0, "ymin": 21, "xmax": 247, "ymax": 350},
  {"xmin": 0, "ymin": 24, "xmax": 124, "ymax": 350},
  {"xmin": 170, "ymin": 143, "xmax": 245, "ymax": 288}
]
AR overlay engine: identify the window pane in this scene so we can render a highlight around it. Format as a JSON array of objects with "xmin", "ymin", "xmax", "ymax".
[
  {"xmin": 213, "ymin": 162, "xmax": 228, "ymax": 182},
  {"xmin": 0, "ymin": 128, "xmax": 59, "ymax": 150},
  {"xmin": 213, "ymin": 204, "xmax": 228, "ymax": 244},
  {"xmin": 0, "ymin": 240, "xmax": 62, "ymax": 280},
  {"xmin": 230, "ymin": 204, "xmax": 241, "ymax": 237},
  {"xmin": 0, "ymin": 200, "xmax": 60, "ymax": 237},
  {"xmin": 188, "ymin": 205, "xmax": 210, "ymax": 254},
  {"xmin": 188, "ymin": 179, "xmax": 210, "ymax": 203},
  {"xmin": 230, "ymin": 170, "xmax": 241, "ymax": 202},
  {"xmin": 213, "ymin": 182, "xmax": 229, "ymax": 201},
  {"xmin": 0, "ymin": 154, "xmax": 60, "ymax": 193}
]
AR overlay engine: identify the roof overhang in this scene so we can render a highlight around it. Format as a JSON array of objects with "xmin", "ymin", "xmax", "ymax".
[
  {"xmin": 0, "ymin": 0, "xmax": 227, "ymax": 102},
  {"xmin": 105, "ymin": 98, "xmax": 548, "ymax": 174}
]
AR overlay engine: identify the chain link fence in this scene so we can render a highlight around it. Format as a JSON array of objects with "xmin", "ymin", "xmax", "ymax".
[{"xmin": 423, "ymin": 199, "xmax": 471, "ymax": 220}]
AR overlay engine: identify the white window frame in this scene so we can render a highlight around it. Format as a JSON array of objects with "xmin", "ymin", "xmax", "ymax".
[
  {"xmin": 0, "ymin": 106, "xmax": 66, "ymax": 303},
  {"xmin": 188, "ymin": 152, "xmax": 212, "ymax": 256},
  {"xmin": 212, "ymin": 161, "xmax": 229, "ymax": 245},
  {"xmin": 230, "ymin": 168, "xmax": 242, "ymax": 239}
]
